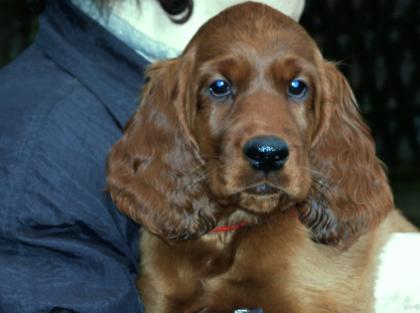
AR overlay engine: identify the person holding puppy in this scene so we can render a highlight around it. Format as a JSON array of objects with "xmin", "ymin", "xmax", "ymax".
[{"xmin": 0, "ymin": 1, "xmax": 304, "ymax": 312}]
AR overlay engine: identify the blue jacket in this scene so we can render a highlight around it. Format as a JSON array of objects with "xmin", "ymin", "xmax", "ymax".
[{"xmin": 0, "ymin": 1, "xmax": 147, "ymax": 312}]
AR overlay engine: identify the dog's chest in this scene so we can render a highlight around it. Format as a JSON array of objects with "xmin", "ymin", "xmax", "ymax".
[
  {"xmin": 139, "ymin": 215, "xmax": 307, "ymax": 313},
  {"xmin": 190, "ymin": 232, "xmax": 291, "ymax": 312}
]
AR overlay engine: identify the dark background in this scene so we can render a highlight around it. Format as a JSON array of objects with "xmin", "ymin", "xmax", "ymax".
[{"xmin": 1, "ymin": 0, "xmax": 419, "ymax": 226}]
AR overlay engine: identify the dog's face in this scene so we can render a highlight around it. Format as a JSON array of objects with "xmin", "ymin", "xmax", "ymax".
[
  {"xmin": 190, "ymin": 8, "xmax": 322, "ymax": 214},
  {"xmin": 107, "ymin": 3, "xmax": 392, "ymax": 243}
]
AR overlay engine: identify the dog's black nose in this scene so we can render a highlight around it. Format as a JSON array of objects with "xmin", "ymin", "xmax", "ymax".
[{"xmin": 243, "ymin": 136, "xmax": 289, "ymax": 172}]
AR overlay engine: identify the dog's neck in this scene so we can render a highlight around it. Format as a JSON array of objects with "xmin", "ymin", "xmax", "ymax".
[
  {"xmin": 183, "ymin": 209, "xmax": 299, "ymax": 277},
  {"xmin": 200, "ymin": 210, "xmax": 258, "ymax": 248},
  {"xmin": 203, "ymin": 207, "xmax": 301, "ymax": 244}
]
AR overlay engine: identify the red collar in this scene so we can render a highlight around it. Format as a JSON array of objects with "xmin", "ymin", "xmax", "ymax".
[
  {"xmin": 209, "ymin": 222, "xmax": 248, "ymax": 234},
  {"xmin": 208, "ymin": 208, "xmax": 300, "ymax": 234}
]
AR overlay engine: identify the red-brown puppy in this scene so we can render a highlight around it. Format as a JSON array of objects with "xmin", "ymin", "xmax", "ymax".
[{"xmin": 107, "ymin": 3, "xmax": 417, "ymax": 312}]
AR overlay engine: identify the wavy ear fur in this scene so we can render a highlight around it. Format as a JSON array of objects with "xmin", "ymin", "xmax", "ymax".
[
  {"xmin": 106, "ymin": 52, "xmax": 218, "ymax": 241},
  {"xmin": 300, "ymin": 62, "xmax": 393, "ymax": 248}
]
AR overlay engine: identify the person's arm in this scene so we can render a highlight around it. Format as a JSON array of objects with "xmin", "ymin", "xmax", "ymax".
[
  {"xmin": 0, "ymin": 145, "xmax": 143, "ymax": 312},
  {"xmin": 0, "ymin": 52, "xmax": 143, "ymax": 312},
  {"xmin": 0, "ymin": 126, "xmax": 143, "ymax": 313}
]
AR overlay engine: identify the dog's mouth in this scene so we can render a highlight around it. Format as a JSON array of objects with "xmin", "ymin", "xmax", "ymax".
[
  {"xmin": 245, "ymin": 183, "xmax": 280, "ymax": 195},
  {"xmin": 238, "ymin": 185, "xmax": 289, "ymax": 214}
]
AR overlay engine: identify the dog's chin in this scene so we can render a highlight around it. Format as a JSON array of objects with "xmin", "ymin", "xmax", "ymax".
[{"xmin": 238, "ymin": 184, "xmax": 291, "ymax": 214}]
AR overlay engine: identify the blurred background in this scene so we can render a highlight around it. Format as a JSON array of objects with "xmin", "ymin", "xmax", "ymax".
[{"xmin": 0, "ymin": 0, "xmax": 419, "ymax": 226}]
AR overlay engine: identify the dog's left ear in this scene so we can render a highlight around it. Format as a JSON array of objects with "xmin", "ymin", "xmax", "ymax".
[{"xmin": 300, "ymin": 62, "xmax": 393, "ymax": 248}]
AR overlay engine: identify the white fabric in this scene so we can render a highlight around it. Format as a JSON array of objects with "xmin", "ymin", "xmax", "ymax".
[
  {"xmin": 375, "ymin": 233, "xmax": 420, "ymax": 313},
  {"xmin": 71, "ymin": 0, "xmax": 305, "ymax": 62}
]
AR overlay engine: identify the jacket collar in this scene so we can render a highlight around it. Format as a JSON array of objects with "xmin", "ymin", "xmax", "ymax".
[{"xmin": 35, "ymin": 0, "xmax": 149, "ymax": 129}]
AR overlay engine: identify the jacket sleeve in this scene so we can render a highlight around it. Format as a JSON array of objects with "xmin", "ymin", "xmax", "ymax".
[{"xmin": 0, "ymin": 61, "xmax": 144, "ymax": 313}]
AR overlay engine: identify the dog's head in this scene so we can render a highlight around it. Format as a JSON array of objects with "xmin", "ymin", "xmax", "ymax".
[{"xmin": 107, "ymin": 2, "xmax": 393, "ymax": 245}]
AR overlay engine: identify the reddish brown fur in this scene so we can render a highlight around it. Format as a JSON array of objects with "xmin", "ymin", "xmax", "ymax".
[{"xmin": 106, "ymin": 3, "xmax": 417, "ymax": 312}]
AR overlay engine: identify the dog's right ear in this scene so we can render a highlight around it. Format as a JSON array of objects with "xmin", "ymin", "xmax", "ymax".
[{"xmin": 106, "ymin": 53, "xmax": 218, "ymax": 241}]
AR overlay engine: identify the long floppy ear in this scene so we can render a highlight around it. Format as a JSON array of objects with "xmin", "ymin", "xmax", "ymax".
[
  {"xmin": 106, "ymin": 51, "xmax": 219, "ymax": 241},
  {"xmin": 299, "ymin": 62, "xmax": 393, "ymax": 248}
]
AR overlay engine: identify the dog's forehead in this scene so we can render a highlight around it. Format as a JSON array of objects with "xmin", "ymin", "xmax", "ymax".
[{"xmin": 186, "ymin": 2, "xmax": 318, "ymax": 62}]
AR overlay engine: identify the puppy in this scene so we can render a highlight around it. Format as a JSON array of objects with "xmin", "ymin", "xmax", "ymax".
[{"xmin": 107, "ymin": 3, "xmax": 417, "ymax": 312}]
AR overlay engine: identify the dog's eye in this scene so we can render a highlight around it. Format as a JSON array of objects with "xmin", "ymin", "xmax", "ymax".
[
  {"xmin": 208, "ymin": 79, "xmax": 232, "ymax": 99},
  {"xmin": 288, "ymin": 79, "xmax": 308, "ymax": 99}
]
